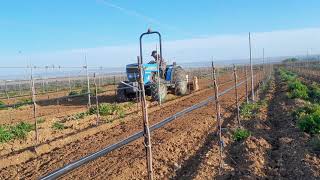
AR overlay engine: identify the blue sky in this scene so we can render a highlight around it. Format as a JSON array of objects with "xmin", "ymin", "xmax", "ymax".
[{"xmin": 0, "ymin": 0, "xmax": 320, "ymax": 68}]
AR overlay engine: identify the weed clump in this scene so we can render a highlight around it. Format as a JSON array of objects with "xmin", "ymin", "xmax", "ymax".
[
  {"xmin": 294, "ymin": 104, "xmax": 320, "ymax": 135},
  {"xmin": 298, "ymin": 111, "xmax": 320, "ymax": 135},
  {"xmin": 287, "ymin": 80, "xmax": 309, "ymax": 99},
  {"xmin": 308, "ymin": 83, "xmax": 320, "ymax": 103},
  {"xmin": 37, "ymin": 117, "xmax": 46, "ymax": 124},
  {"xmin": 279, "ymin": 69, "xmax": 296, "ymax": 82},
  {"xmin": 14, "ymin": 98, "xmax": 33, "ymax": 109},
  {"xmin": 233, "ymin": 128, "xmax": 251, "ymax": 141},
  {"xmin": 240, "ymin": 102, "xmax": 259, "ymax": 119},
  {"xmin": 52, "ymin": 122, "xmax": 65, "ymax": 130},
  {"xmin": 10, "ymin": 122, "xmax": 34, "ymax": 139},
  {"xmin": 0, "ymin": 122, "xmax": 34, "ymax": 143},
  {"xmin": 0, "ymin": 126, "xmax": 14, "ymax": 143},
  {"xmin": 88, "ymin": 103, "xmax": 125, "ymax": 117}
]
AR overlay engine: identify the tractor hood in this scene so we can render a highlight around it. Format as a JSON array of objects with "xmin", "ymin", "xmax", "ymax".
[{"xmin": 126, "ymin": 63, "xmax": 158, "ymax": 84}]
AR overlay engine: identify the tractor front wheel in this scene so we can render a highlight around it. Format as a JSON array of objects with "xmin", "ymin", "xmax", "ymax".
[{"xmin": 150, "ymin": 83, "xmax": 167, "ymax": 102}]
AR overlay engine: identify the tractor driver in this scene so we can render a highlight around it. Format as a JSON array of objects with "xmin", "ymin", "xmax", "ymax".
[{"xmin": 151, "ymin": 50, "xmax": 166, "ymax": 78}]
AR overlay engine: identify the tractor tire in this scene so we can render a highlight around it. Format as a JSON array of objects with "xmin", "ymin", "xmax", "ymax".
[
  {"xmin": 150, "ymin": 83, "xmax": 167, "ymax": 102},
  {"xmin": 116, "ymin": 83, "xmax": 127, "ymax": 102},
  {"xmin": 172, "ymin": 66, "xmax": 188, "ymax": 95}
]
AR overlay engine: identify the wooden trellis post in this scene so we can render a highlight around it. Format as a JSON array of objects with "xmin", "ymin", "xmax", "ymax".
[
  {"xmin": 93, "ymin": 73, "xmax": 100, "ymax": 125},
  {"xmin": 212, "ymin": 64, "xmax": 223, "ymax": 174},
  {"xmin": 85, "ymin": 57, "xmax": 91, "ymax": 108},
  {"xmin": 137, "ymin": 56, "xmax": 153, "ymax": 180},
  {"xmin": 233, "ymin": 65, "xmax": 241, "ymax": 127},
  {"xmin": 249, "ymin": 32, "xmax": 255, "ymax": 102},
  {"xmin": 245, "ymin": 66, "xmax": 249, "ymax": 103},
  {"xmin": 114, "ymin": 75, "xmax": 117, "ymax": 99},
  {"xmin": 30, "ymin": 68, "xmax": 39, "ymax": 143}
]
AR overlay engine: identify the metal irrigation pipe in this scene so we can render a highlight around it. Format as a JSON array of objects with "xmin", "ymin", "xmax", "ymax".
[{"xmin": 40, "ymin": 73, "xmax": 253, "ymax": 180}]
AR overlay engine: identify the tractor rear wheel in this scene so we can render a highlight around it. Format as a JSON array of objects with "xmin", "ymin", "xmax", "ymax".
[
  {"xmin": 150, "ymin": 83, "xmax": 167, "ymax": 102},
  {"xmin": 172, "ymin": 66, "xmax": 188, "ymax": 95}
]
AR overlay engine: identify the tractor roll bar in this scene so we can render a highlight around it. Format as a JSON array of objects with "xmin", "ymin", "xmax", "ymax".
[{"xmin": 139, "ymin": 29, "xmax": 162, "ymax": 64}]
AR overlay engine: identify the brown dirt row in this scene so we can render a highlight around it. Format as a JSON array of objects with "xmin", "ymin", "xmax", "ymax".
[
  {"xmin": 218, "ymin": 70, "xmax": 320, "ymax": 179},
  {"xmin": 0, "ymin": 71, "xmax": 238, "ymax": 159},
  {"xmin": 0, "ymin": 71, "xmax": 222, "ymax": 125},
  {"xmin": 0, "ymin": 71, "xmax": 264, "ymax": 179},
  {"xmin": 0, "ymin": 73, "xmax": 230, "ymax": 159}
]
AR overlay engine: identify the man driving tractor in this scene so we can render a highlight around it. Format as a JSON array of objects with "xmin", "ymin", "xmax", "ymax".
[{"xmin": 151, "ymin": 50, "xmax": 166, "ymax": 78}]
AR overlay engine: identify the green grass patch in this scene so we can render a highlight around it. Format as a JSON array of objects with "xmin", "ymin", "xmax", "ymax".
[
  {"xmin": 88, "ymin": 103, "xmax": 125, "ymax": 117},
  {"xmin": 293, "ymin": 104, "xmax": 320, "ymax": 135},
  {"xmin": 37, "ymin": 117, "xmax": 46, "ymax": 124},
  {"xmin": 0, "ymin": 100, "xmax": 7, "ymax": 110},
  {"xmin": 0, "ymin": 122, "xmax": 34, "ymax": 143},
  {"xmin": 240, "ymin": 102, "xmax": 259, "ymax": 119},
  {"xmin": 10, "ymin": 122, "xmax": 34, "ymax": 139},
  {"xmin": 287, "ymin": 80, "xmax": 309, "ymax": 99},
  {"xmin": 308, "ymin": 83, "xmax": 320, "ymax": 103},
  {"xmin": 298, "ymin": 111, "xmax": 320, "ymax": 135},
  {"xmin": 75, "ymin": 112, "xmax": 87, "ymax": 119},
  {"xmin": 52, "ymin": 122, "xmax": 65, "ymax": 130},
  {"xmin": 14, "ymin": 98, "xmax": 33, "ymax": 109},
  {"xmin": 0, "ymin": 126, "xmax": 14, "ymax": 143},
  {"xmin": 233, "ymin": 128, "xmax": 251, "ymax": 141},
  {"xmin": 123, "ymin": 101, "xmax": 135, "ymax": 109},
  {"xmin": 279, "ymin": 68, "xmax": 296, "ymax": 82}
]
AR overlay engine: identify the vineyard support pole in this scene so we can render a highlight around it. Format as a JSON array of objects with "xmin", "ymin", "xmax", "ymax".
[
  {"xmin": 68, "ymin": 73, "xmax": 72, "ymax": 93},
  {"xmin": 114, "ymin": 75, "xmax": 117, "ymax": 99},
  {"xmin": 4, "ymin": 80, "xmax": 9, "ymax": 99},
  {"xmin": 233, "ymin": 64, "xmax": 241, "ymax": 127},
  {"xmin": 245, "ymin": 66, "xmax": 249, "ymax": 103},
  {"xmin": 212, "ymin": 64, "xmax": 223, "ymax": 174},
  {"xmin": 18, "ymin": 80, "xmax": 22, "ymax": 95},
  {"xmin": 93, "ymin": 73, "xmax": 100, "ymax": 125},
  {"xmin": 137, "ymin": 56, "xmax": 153, "ymax": 180},
  {"xmin": 85, "ymin": 56, "xmax": 91, "ymax": 107},
  {"xmin": 249, "ymin": 32, "xmax": 255, "ymax": 101},
  {"xmin": 30, "ymin": 68, "xmax": 39, "ymax": 143}
]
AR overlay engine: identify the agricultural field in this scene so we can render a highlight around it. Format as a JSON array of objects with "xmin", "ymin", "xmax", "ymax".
[
  {"xmin": 0, "ymin": 65, "xmax": 268, "ymax": 178},
  {"xmin": 0, "ymin": 62, "xmax": 319, "ymax": 179}
]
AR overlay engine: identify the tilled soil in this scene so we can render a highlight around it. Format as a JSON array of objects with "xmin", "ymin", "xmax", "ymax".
[
  {"xmin": 0, "ymin": 72, "xmax": 235, "ymax": 161},
  {"xmin": 0, "ymin": 71, "xmax": 262, "ymax": 179},
  {"xmin": 219, "ymin": 71, "xmax": 320, "ymax": 179}
]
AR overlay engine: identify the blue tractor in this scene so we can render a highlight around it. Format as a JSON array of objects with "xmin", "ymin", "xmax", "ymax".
[{"xmin": 117, "ymin": 30, "xmax": 188, "ymax": 102}]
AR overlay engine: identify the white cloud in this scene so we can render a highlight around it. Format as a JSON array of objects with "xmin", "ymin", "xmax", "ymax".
[{"xmin": 1, "ymin": 27, "xmax": 320, "ymax": 67}]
